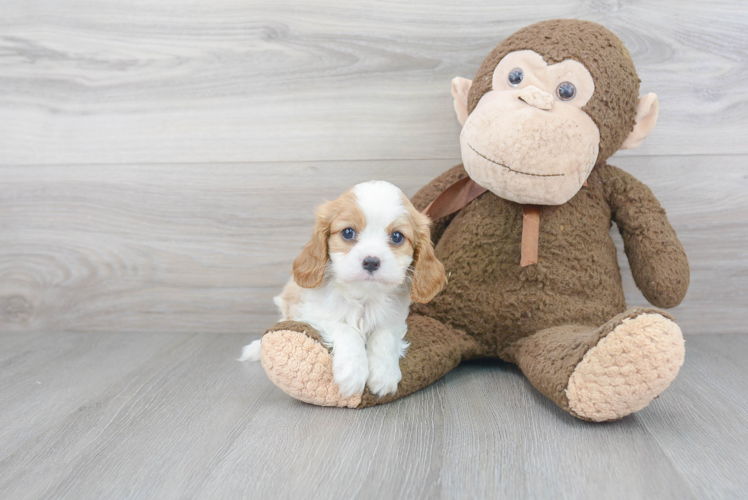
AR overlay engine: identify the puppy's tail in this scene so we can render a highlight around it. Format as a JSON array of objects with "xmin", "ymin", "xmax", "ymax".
[{"xmin": 238, "ymin": 339, "xmax": 262, "ymax": 362}]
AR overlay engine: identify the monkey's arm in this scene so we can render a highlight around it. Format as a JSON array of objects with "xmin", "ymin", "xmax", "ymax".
[
  {"xmin": 599, "ymin": 163, "xmax": 689, "ymax": 308},
  {"xmin": 410, "ymin": 164, "xmax": 468, "ymax": 244}
]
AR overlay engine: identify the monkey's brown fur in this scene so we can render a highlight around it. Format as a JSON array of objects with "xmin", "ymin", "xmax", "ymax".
[
  {"xmin": 468, "ymin": 19, "xmax": 641, "ymax": 163},
  {"xmin": 261, "ymin": 20, "xmax": 690, "ymax": 421}
]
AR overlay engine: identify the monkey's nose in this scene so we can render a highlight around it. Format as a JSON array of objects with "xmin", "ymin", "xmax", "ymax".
[
  {"xmin": 518, "ymin": 85, "xmax": 553, "ymax": 111},
  {"xmin": 362, "ymin": 256, "xmax": 380, "ymax": 273}
]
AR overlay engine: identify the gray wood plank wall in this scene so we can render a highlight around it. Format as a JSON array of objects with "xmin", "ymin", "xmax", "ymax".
[{"xmin": 1, "ymin": 0, "xmax": 747, "ymax": 334}]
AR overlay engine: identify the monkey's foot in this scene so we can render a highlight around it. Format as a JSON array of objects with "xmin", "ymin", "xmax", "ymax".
[
  {"xmin": 261, "ymin": 327, "xmax": 362, "ymax": 408},
  {"xmin": 566, "ymin": 313, "xmax": 685, "ymax": 422}
]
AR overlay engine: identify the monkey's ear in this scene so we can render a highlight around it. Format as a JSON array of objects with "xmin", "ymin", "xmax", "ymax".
[
  {"xmin": 451, "ymin": 77, "xmax": 472, "ymax": 126},
  {"xmin": 620, "ymin": 93, "xmax": 659, "ymax": 150}
]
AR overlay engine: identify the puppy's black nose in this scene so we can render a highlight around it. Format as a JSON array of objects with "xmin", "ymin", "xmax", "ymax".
[{"xmin": 362, "ymin": 256, "xmax": 380, "ymax": 273}]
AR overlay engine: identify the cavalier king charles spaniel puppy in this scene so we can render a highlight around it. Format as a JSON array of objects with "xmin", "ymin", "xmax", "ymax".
[{"xmin": 241, "ymin": 180, "xmax": 446, "ymax": 398}]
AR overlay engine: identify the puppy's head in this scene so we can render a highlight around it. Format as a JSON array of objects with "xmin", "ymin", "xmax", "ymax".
[{"xmin": 292, "ymin": 181, "xmax": 446, "ymax": 303}]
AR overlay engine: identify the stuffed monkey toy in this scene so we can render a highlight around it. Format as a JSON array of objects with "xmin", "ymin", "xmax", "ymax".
[{"xmin": 258, "ymin": 19, "xmax": 689, "ymax": 422}]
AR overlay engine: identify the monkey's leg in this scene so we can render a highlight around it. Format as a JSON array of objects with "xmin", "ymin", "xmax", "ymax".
[
  {"xmin": 506, "ymin": 307, "xmax": 685, "ymax": 422},
  {"xmin": 258, "ymin": 314, "xmax": 482, "ymax": 409}
]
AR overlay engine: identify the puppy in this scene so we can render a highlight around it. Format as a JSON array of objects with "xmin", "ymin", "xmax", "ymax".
[{"xmin": 240, "ymin": 180, "xmax": 446, "ymax": 398}]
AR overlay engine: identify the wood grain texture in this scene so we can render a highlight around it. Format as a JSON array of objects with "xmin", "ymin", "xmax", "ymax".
[
  {"xmin": 1, "ymin": 0, "xmax": 746, "ymax": 334},
  {"xmin": 1, "ymin": 332, "xmax": 746, "ymax": 499},
  {"xmin": 0, "ymin": 159, "xmax": 455, "ymax": 333},
  {"xmin": 1, "ymin": 3, "xmax": 745, "ymax": 498},
  {"xmin": 639, "ymin": 334, "xmax": 748, "ymax": 499},
  {"xmin": 1, "ymin": 0, "xmax": 747, "ymax": 165},
  {"xmin": 0, "ymin": 331, "xmax": 182, "ymax": 459},
  {"xmin": 1, "ymin": 156, "xmax": 746, "ymax": 335}
]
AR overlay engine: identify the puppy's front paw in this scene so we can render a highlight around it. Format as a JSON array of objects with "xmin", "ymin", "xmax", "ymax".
[
  {"xmin": 367, "ymin": 359, "xmax": 402, "ymax": 397},
  {"xmin": 332, "ymin": 352, "xmax": 369, "ymax": 399}
]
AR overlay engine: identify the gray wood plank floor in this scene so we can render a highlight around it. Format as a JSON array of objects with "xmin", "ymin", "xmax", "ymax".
[{"xmin": 0, "ymin": 332, "xmax": 746, "ymax": 499}]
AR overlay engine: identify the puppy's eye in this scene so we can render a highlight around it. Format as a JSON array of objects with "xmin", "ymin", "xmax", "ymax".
[
  {"xmin": 341, "ymin": 228, "xmax": 356, "ymax": 240},
  {"xmin": 391, "ymin": 231, "xmax": 404, "ymax": 244},
  {"xmin": 508, "ymin": 68, "xmax": 524, "ymax": 87}
]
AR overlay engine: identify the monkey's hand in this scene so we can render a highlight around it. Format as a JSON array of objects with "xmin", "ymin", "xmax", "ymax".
[{"xmin": 601, "ymin": 163, "xmax": 690, "ymax": 308}]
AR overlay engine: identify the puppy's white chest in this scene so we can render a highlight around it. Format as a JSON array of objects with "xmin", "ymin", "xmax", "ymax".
[{"xmin": 349, "ymin": 302, "xmax": 375, "ymax": 338}]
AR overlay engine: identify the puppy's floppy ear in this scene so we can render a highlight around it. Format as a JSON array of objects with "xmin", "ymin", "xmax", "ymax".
[
  {"xmin": 292, "ymin": 201, "xmax": 334, "ymax": 288},
  {"xmin": 409, "ymin": 209, "xmax": 447, "ymax": 303}
]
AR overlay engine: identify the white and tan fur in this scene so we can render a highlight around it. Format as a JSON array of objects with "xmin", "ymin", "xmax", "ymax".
[{"xmin": 240, "ymin": 181, "xmax": 446, "ymax": 398}]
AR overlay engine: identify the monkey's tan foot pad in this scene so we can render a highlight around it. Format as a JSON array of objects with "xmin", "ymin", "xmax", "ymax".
[
  {"xmin": 566, "ymin": 313, "xmax": 685, "ymax": 422},
  {"xmin": 260, "ymin": 329, "xmax": 362, "ymax": 408}
]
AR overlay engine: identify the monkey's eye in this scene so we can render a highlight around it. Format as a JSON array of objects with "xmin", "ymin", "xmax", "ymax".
[
  {"xmin": 390, "ymin": 231, "xmax": 404, "ymax": 245},
  {"xmin": 556, "ymin": 82, "xmax": 576, "ymax": 101},
  {"xmin": 341, "ymin": 228, "xmax": 356, "ymax": 240},
  {"xmin": 508, "ymin": 68, "xmax": 524, "ymax": 87}
]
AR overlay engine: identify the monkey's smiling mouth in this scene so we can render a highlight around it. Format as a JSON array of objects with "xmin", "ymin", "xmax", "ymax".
[{"xmin": 468, "ymin": 143, "xmax": 564, "ymax": 177}]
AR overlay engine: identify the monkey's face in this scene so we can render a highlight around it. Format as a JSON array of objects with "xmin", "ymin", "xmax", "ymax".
[{"xmin": 460, "ymin": 50, "xmax": 600, "ymax": 205}]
